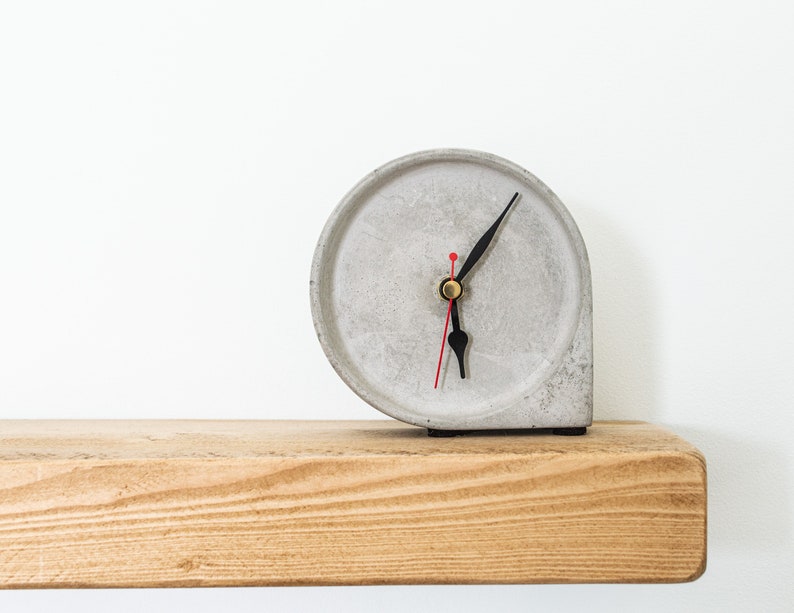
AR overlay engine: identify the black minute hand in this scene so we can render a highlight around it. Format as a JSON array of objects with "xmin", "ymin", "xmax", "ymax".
[{"xmin": 456, "ymin": 192, "xmax": 520, "ymax": 282}]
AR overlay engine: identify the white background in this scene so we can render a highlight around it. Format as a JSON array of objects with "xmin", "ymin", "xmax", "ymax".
[{"xmin": 1, "ymin": 1, "xmax": 792, "ymax": 611}]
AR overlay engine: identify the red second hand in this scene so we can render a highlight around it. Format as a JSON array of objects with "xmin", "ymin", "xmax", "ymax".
[{"xmin": 434, "ymin": 252, "xmax": 458, "ymax": 389}]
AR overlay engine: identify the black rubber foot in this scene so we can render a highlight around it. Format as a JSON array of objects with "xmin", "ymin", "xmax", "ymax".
[
  {"xmin": 428, "ymin": 427, "xmax": 588, "ymax": 437},
  {"xmin": 427, "ymin": 428, "xmax": 469, "ymax": 438},
  {"xmin": 552, "ymin": 427, "xmax": 587, "ymax": 436}
]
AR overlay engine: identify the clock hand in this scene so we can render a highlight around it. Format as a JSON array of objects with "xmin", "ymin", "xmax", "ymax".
[
  {"xmin": 447, "ymin": 300, "xmax": 468, "ymax": 378},
  {"xmin": 434, "ymin": 252, "xmax": 458, "ymax": 389},
  {"xmin": 456, "ymin": 192, "xmax": 520, "ymax": 282}
]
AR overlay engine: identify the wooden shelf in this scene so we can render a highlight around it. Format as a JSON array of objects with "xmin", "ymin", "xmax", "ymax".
[{"xmin": 0, "ymin": 420, "xmax": 706, "ymax": 587}]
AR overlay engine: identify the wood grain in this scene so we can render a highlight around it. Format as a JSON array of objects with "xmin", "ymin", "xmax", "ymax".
[{"xmin": 0, "ymin": 420, "xmax": 706, "ymax": 587}]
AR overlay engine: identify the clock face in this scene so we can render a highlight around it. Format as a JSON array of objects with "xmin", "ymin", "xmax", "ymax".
[{"xmin": 311, "ymin": 149, "xmax": 592, "ymax": 430}]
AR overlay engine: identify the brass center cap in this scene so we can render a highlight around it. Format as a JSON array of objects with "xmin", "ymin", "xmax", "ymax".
[{"xmin": 441, "ymin": 279, "xmax": 463, "ymax": 300}]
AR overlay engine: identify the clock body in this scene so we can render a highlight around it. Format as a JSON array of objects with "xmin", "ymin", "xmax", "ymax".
[{"xmin": 310, "ymin": 149, "xmax": 592, "ymax": 431}]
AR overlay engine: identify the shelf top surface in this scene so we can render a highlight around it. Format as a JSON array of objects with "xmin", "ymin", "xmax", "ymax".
[{"xmin": 0, "ymin": 420, "xmax": 703, "ymax": 462}]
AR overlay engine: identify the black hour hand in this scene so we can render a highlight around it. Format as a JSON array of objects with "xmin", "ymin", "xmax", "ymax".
[{"xmin": 447, "ymin": 300, "xmax": 468, "ymax": 378}]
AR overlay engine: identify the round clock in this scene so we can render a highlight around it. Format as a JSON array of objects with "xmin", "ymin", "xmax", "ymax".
[{"xmin": 310, "ymin": 149, "xmax": 592, "ymax": 434}]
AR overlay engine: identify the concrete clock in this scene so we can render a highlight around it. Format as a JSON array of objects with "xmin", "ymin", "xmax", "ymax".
[{"xmin": 310, "ymin": 149, "xmax": 592, "ymax": 435}]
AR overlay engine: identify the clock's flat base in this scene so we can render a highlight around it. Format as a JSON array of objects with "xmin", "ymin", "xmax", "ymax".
[{"xmin": 0, "ymin": 420, "xmax": 705, "ymax": 587}]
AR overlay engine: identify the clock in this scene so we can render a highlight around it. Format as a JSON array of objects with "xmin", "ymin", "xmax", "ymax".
[{"xmin": 310, "ymin": 149, "xmax": 592, "ymax": 435}]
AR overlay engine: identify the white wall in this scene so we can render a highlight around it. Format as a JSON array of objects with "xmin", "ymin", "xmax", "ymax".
[{"xmin": 1, "ymin": 1, "xmax": 792, "ymax": 611}]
